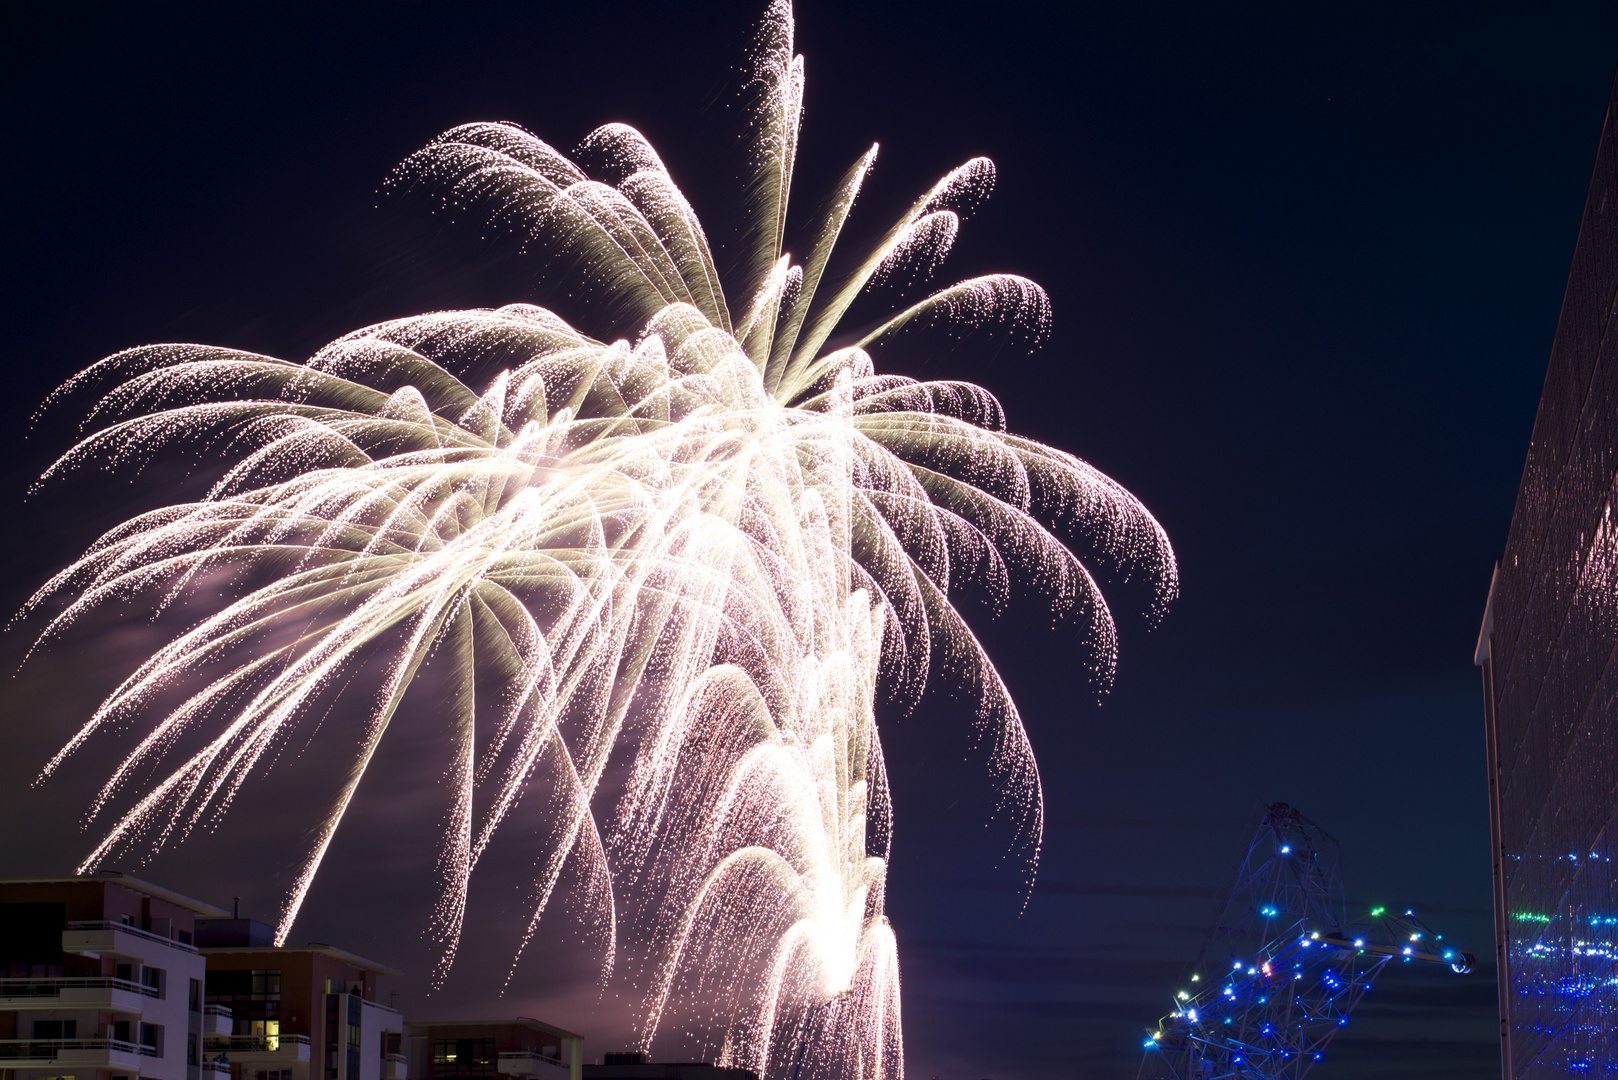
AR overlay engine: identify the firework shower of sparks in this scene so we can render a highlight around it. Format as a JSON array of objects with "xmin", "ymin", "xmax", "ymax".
[{"xmin": 20, "ymin": 4, "xmax": 1176, "ymax": 1078}]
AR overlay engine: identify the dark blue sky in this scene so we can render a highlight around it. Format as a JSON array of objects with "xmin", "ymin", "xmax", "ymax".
[{"xmin": 5, "ymin": 2, "xmax": 1618, "ymax": 1077}]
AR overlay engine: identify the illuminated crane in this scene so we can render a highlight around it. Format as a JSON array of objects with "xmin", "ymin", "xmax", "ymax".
[{"xmin": 1138, "ymin": 803, "xmax": 1473, "ymax": 1079}]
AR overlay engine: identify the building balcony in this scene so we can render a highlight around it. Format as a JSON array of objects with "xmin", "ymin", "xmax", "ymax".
[
  {"xmin": 63, "ymin": 919, "xmax": 198, "ymax": 958},
  {"xmin": 384, "ymin": 1052, "xmax": 408, "ymax": 1080},
  {"xmin": 204, "ymin": 1033, "xmax": 312, "ymax": 1064},
  {"xmin": 204, "ymin": 1004, "xmax": 234, "ymax": 1036},
  {"xmin": 0, "ymin": 976, "xmax": 156, "ymax": 1013},
  {"xmin": 499, "ymin": 1050, "xmax": 570, "ymax": 1080},
  {"xmin": 0, "ymin": 1037, "xmax": 154, "ymax": 1070}
]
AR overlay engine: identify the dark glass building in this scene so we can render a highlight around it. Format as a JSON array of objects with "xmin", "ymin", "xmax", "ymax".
[{"xmin": 1478, "ymin": 72, "xmax": 1618, "ymax": 1079}]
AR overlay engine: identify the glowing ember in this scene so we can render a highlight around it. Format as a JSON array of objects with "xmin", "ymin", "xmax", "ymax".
[{"xmin": 22, "ymin": 3, "xmax": 1175, "ymax": 1077}]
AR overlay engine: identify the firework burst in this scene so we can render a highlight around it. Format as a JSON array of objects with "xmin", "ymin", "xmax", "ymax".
[{"xmin": 22, "ymin": 4, "xmax": 1175, "ymax": 1077}]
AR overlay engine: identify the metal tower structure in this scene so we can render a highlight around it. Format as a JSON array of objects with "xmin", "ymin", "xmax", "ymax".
[{"xmin": 1138, "ymin": 803, "xmax": 1474, "ymax": 1079}]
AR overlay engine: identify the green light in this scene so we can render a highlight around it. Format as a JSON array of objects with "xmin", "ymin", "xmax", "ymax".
[
  {"xmin": 1512, "ymin": 912, "xmax": 1552, "ymax": 923},
  {"xmin": 1370, "ymin": 907, "xmax": 1385, "ymax": 917}
]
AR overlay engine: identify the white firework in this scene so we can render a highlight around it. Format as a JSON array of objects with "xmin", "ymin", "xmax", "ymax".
[{"xmin": 22, "ymin": 4, "xmax": 1176, "ymax": 1078}]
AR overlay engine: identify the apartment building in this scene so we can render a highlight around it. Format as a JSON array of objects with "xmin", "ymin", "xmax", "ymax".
[
  {"xmin": 196, "ymin": 918, "xmax": 404, "ymax": 1080},
  {"xmin": 583, "ymin": 1054, "xmax": 755, "ymax": 1080},
  {"xmin": 406, "ymin": 1020, "xmax": 581, "ymax": 1080},
  {"xmin": 0, "ymin": 873, "xmax": 227, "ymax": 1080}
]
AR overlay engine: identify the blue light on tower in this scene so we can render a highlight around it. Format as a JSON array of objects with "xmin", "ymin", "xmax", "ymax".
[{"xmin": 1139, "ymin": 803, "xmax": 1474, "ymax": 1080}]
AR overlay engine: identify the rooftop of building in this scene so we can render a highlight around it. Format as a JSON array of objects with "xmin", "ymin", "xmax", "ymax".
[
  {"xmin": 410, "ymin": 1017, "xmax": 582, "ymax": 1041},
  {"xmin": 0, "ymin": 871, "xmax": 230, "ymax": 916},
  {"xmin": 200, "ymin": 939, "xmax": 403, "ymax": 977},
  {"xmin": 582, "ymin": 1064, "xmax": 759, "ymax": 1080}
]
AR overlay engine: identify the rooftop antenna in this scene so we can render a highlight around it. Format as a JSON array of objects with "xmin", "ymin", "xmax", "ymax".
[{"xmin": 233, "ymin": 897, "xmax": 240, "ymax": 919}]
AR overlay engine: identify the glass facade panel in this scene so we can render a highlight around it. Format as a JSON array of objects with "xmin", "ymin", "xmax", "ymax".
[
  {"xmin": 205, "ymin": 969, "xmax": 282, "ymax": 1048},
  {"xmin": 433, "ymin": 1039, "xmax": 497, "ymax": 1078},
  {"xmin": 1484, "ymin": 67, "xmax": 1618, "ymax": 1079}
]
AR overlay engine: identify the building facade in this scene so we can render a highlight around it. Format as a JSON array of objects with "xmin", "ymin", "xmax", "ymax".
[
  {"xmin": 583, "ymin": 1053, "xmax": 755, "ymax": 1080},
  {"xmin": 197, "ymin": 919, "xmax": 404, "ymax": 1080},
  {"xmin": 1478, "ymin": 71, "xmax": 1618, "ymax": 1079},
  {"xmin": 0, "ymin": 873, "xmax": 227, "ymax": 1080},
  {"xmin": 406, "ymin": 1020, "xmax": 580, "ymax": 1080}
]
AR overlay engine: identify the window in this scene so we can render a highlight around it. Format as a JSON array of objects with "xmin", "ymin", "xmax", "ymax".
[
  {"xmin": 324, "ymin": 989, "xmax": 364, "ymax": 1080},
  {"xmin": 189, "ymin": 1033, "xmax": 199, "ymax": 1066},
  {"xmin": 113, "ymin": 1020, "xmax": 131, "ymax": 1044},
  {"xmin": 432, "ymin": 1039, "xmax": 496, "ymax": 1078},
  {"xmin": 347, "ymin": 993, "xmax": 362, "ymax": 1080},
  {"xmin": 325, "ymin": 995, "xmax": 338, "ymax": 1080},
  {"xmin": 0, "ymin": 902, "xmax": 67, "ymax": 974},
  {"xmin": 32, "ymin": 1020, "xmax": 76, "ymax": 1040},
  {"xmin": 206, "ymin": 969, "xmax": 281, "ymax": 1047},
  {"xmin": 4, "ymin": 963, "xmax": 63, "ymax": 977},
  {"xmin": 139, "ymin": 1022, "xmax": 164, "ymax": 1056},
  {"xmin": 142, "ymin": 965, "xmax": 165, "ymax": 998},
  {"xmin": 190, "ymin": 978, "xmax": 202, "ymax": 1012}
]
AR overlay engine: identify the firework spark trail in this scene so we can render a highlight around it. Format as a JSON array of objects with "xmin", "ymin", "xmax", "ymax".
[{"xmin": 22, "ymin": 4, "xmax": 1176, "ymax": 1078}]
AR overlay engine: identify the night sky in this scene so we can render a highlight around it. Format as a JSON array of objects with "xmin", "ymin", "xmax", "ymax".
[{"xmin": 5, "ymin": 3, "xmax": 1618, "ymax": 1078}]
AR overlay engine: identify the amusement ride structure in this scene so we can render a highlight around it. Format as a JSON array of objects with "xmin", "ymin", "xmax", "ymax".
[{"xmin": 1139, "ymin": 804, "xmax": 1474, "ymax": 1079}]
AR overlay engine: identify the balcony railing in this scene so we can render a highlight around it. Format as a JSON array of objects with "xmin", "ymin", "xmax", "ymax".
[
  {"xmin": 203, "ymin": 1003, "xmax": 235, "ymax": 1036},
  {"xmin": 0, "ymin": 1038, "xmax": 157, "ymax": 1059},
  {"xmin": 202, "ymin": 1060, "xmax": 232, "ymax": 1075},
  {"xmin": 65, "ymin": 920, "xmax": 198, "ymax": 953},
  {"xmin": 205, "ymin": 1034, "xmax": 311, "ymax": 1053},
  {"xmin": 498, "ymin": 1049, "xmax": 567, "ymax": 1073},
  {"xmin": 0, "ymin": 977, "xmax": 157, "ymax": 999}
]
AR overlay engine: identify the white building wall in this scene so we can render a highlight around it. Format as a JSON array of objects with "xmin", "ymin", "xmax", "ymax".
[
  {"xmin": 2, "ymin": 923, "xmax": 206, "ymax": 1080},
  {"xmin": 98, "ymin": 923, "xmax": 205, "ymax": 1080},
  {"xmin": 357, "ymin": 997, "xmax": 403, "ymax": 1080}
]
